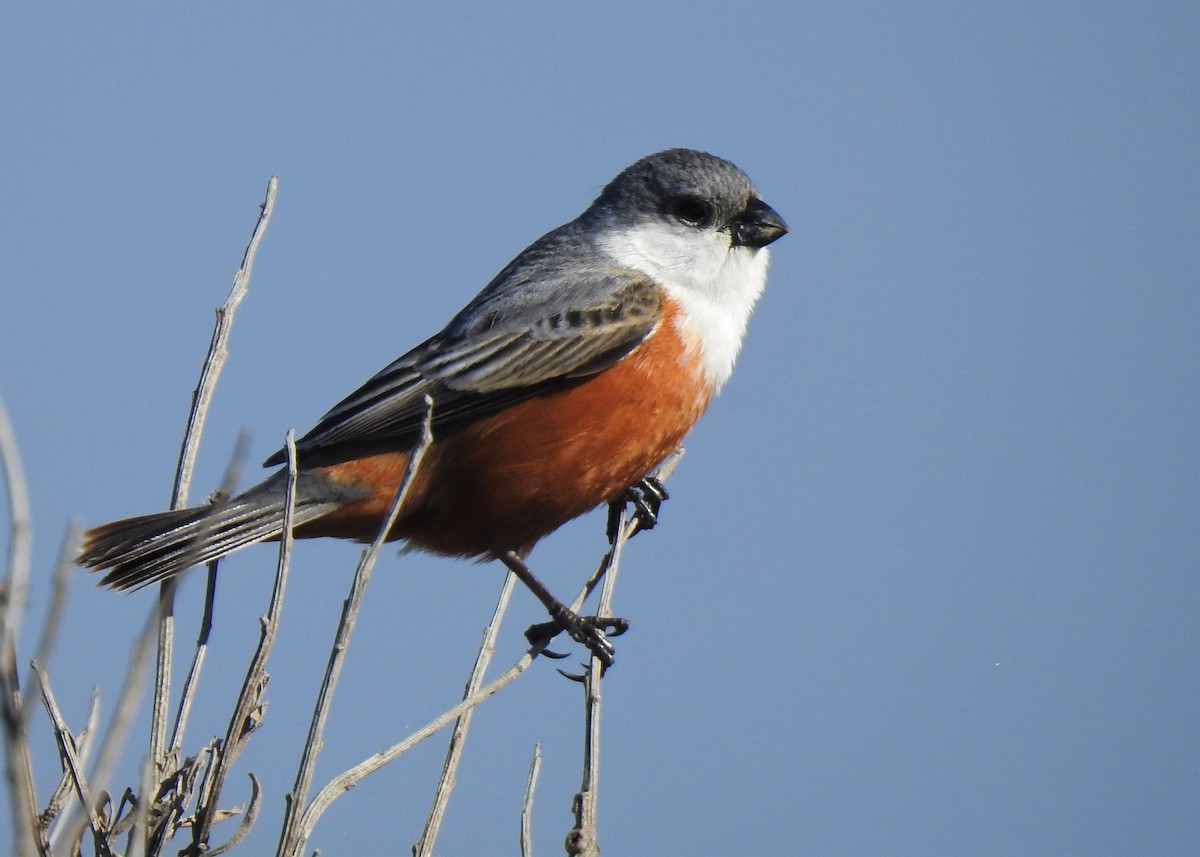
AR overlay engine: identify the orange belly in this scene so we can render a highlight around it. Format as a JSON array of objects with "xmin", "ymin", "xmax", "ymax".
[{"xmin": 298, "ymin": 308, "xmax": 711, "ymax": 557}]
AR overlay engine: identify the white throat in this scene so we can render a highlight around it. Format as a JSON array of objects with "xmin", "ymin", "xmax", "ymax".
[{"xmin": 598, "ymin": 222, "xmax": 769, "ymax": 390}]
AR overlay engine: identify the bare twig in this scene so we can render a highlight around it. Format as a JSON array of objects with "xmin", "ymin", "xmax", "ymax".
[
  {"xmin": 149, "ymin": 581, "xmax": 177, "ymax": 790},
  {"xmin": 565, "ymin": 512, "xmax": 627, "ymax": 857},
  {"xmin": 151, "ymin": 176, "xmax": 279, "ymax": 783},
  {"xmin": 33, "ymin": 661, "xmax": 112, "ymax": 856},
  {"xmin": 171, "ymin": 178, "xmax": 278, "ymax": 512},
  {"xmin": 0, "ymin": 645, "xmax": 38, "ymax": 857},
  {"xmin": 0, "ymin": 528, "xmax": 76, "ymax": 856},
  {"xmin": 126, "ymin": 729, "xmax": 156, "ymax": 857},
  {"xmin": 186, "ymin": 430, "xmax": 300, "ymax": 854},
  {"xmin": 168, "ymin": 563, "xmax": 218, "ymax": 754},
  {"xmin": 52, "ymin": 601, "xmax": 160, "ymax": 853},
  {"xmin": 568, "ymin": 448, "xmax": 684, "ymax": 857},
  {"xmin": 0, "ymin": 391, "xmax": 39, "ymax": 857},
  {"xmin": 22, "ymin": 524, "xmax": 79, "ymax": 727},
  {"xmin": 413, "ymin": 569, "xmax": 517, "ymax": 857},
  {"xmin": 42, "ymin": 688, "xmax": 100, "ymax": 833},
  {"xmin": 170, "ymin": 432, "xmax": 250, "ymax": 759},
  {"xmin": 293, "ymin": 643, "xmax": 545, "ymax": 849},
  {"xmin": 0, "ymin": 391, "xmax": 32, "ymax": 668},
  {"xmin": 205, "ymin": 773, "xmax": 262, "ymax": 856},
  {"xmin": 520, "ymin": 743, "xmax": 542, "ymax": 857},
  {"xmin": 278, "ymin": 396, "xmax": 435, "ymax": 857}
]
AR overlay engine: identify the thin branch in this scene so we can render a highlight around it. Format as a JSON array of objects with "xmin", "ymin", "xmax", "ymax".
[
  {"xmin": 0, "ymin": 646, "xmax": 38, "ymax": 857},
  {"xmin": 566, "ymin": 518, "xmax": 628, "ymax": 854},
  {"xmin": 187, "ymin": 429, "xmax": 300, "ymax": 853},
  {"xmin": 42, "ymin": 688, "xmax": 100, "ymax": 834},
  {"xmin": 0, "ymin": 390, "xmax": 39, "ymax": 857},
  {"xmin": 293, "ymin": 643, "xmax": 545, "ymax": 850},
  {"xmin": 33, "ymin": 661, "xmax": 112, "ymax": 856},
  {"xmin": 278, "ymin": 396, "xmax": 435, "ymax": 857},
  {"xmin": 565, "ymin": 513, "xmax": 627, "ymax": 857},
  {"xmin": 205, "ymin": 773, "xmax": 262, "ymax": 856},
  {"xmin": 151, "ymin": 175, "xmax": 279, "ymax": 782},
  {"xmin": 22, "ymin": 524, "xmax": 78, "ymax": 728},
  {"xmin": 0, "ymin": 391, "xmax": 32, "ymax": 669},
  {"xmin": 170, "ymin": 432, "xmax": 250, "ymax": 759},
  {"xmin": 168, "ymin": 563, "xmax": 218, "ymax": 755},
  {"xmin": 413, "ymin": 569, "xmax": 517, "ymax": 857},
  {"xmin": 52, "ymin": 602, "xmax": 160, "ymax": 853},
  {"xmin": 520, "ymin": 743, "xmax": 542, "ymax": 857},
  {"xmin": 149, "ymin": 585, "xmax": 177, "ymax": 801},
  {"xmin": 171, "ymin": 178, "xmax": 278, "ymax": 511},
  {"xmin": 125, "ymin": 727, "xmax": 156, "ymax": 857},
  {"xmin": 568, "ymin": 448, "xmax": 684, "ymax": 857}
]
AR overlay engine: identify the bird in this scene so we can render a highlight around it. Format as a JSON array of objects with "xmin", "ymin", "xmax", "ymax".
[{"xmin": 78, "ymin": 148, "xmax": 788, "ymax": 665}]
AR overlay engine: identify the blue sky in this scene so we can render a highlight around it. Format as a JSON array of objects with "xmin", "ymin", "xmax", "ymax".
[{"xmin": 2, "ymin": 4, "xmax": 1197, "ymax": 855}]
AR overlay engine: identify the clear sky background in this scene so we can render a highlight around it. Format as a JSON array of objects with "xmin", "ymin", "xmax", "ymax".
[{"xmin": 2, "ymin": 4, "xmax": 1196, "ymax": 856}]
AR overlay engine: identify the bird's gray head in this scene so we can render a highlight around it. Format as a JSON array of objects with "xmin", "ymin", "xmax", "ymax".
[{"xmin": 588, "ymin": 148, "xmax": 787, "ymax": 250}]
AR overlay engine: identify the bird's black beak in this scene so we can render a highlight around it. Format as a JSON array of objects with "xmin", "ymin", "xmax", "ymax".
[{"xmin": 731, "ymin": 197, "xmax": 788, "ymax": 249}]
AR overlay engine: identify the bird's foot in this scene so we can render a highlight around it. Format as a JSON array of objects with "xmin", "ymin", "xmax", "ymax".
[
  {"xmin": 607, "ymin": 476, "xmax": 670, "ymax": 542},
  {"xmin": 525, "ymin": 612, "xmax": 629, "ymax": 671}
]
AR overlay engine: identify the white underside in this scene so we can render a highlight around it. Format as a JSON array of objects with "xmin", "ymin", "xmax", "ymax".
[{"xmin": 598, "ymin": 222, "xmax": 770, "ymax": 390}]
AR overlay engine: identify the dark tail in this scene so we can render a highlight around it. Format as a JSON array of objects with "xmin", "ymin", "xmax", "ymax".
[{"xmin": 79, "ymin": 472, "xmax": 360, "ymax": 590}]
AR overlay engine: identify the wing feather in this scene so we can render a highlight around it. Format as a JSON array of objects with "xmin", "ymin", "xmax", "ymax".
[{"xmin": 263, "ymin": 274, "xmax": 662, "ymax": 466}]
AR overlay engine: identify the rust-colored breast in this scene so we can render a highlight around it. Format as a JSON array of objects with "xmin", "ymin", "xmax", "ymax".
[{"xmin": 301, "ymin": 300, "xmax": 712, "ymax": 557}]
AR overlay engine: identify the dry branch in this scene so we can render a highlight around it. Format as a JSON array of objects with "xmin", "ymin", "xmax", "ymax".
[
  {"xmin": 568, "ymin": 448, "xmax": 682, "ymax": 856},
  {"xmin": 23, "ymin": 526, "xmax": 79, "ymax": 727},
  {"xmin": 151, "ymin": 176, "xmax": 279, "ymax": 785},
  {"xmin": 53, "ymin": 597, "xmax": 159, "ymax": 853},
  {"xmin": 0, "ymin": 392, "xmax": 32, "ymax": 668},
  {"xmin": 277, "ymin": 395, "xmax": 435, "ymax": 857},
  {"xmin": 0, "ymin": 392, "xmax": 40, "ymax": 857},
  {"xmin": 33, "ymin": 662, "xmax": 111, "ymax": 855},
  {"xmin": 186, "ymin": 430, "xmax": 300, "ymax": 854},
  {"xmin": 521, "ymin": 743, "xmax": 542, "ymax": 857},
  {"xmin": 413, "ymin": 569, "xmax": 518, "ymax": 857},
  {"xmin": 170, "ymin": 431, "xmax": 251, "ymax": 759}
]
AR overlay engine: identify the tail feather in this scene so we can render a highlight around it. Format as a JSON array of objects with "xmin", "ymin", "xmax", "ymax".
[{"xmin": 79, "ymin": 473, "xmax": 356, "ymax": 590}]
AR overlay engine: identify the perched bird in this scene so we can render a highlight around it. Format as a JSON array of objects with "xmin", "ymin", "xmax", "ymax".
[{"xmin": 79, "ymin": 148, "xmax": 788, "ymax": 664}]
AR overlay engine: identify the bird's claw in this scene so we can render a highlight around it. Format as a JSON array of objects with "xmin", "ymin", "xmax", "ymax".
[
  {"xmin": 607, "ymin": 477, "xmax": 670, "ymax": 542},
  {"xmin": 557, "ymin": 664, "xmax": 592, "ymax": 682},
  {"xmin": 524, "ymin": 615, "xmax": 629, "ymax": 670}
]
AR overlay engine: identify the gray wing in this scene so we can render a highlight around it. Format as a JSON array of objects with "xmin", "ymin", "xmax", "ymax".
[{"xmin": 263, "ymin": 272, "xmax": 662, "ymax": 467}]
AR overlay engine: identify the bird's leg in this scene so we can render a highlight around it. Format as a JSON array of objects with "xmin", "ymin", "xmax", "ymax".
[
  {"xmin": 606, "ymin": 476, "xmax": 670, "ymax": 543},
  {"xmin": 497, "ymin": 550, "xmax": 628, "ymax": 668}
]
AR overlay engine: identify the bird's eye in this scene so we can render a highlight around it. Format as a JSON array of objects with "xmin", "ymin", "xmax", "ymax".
[{"xmin": 672, "ymin": 197, "xmax": 714, "ymax": 228}]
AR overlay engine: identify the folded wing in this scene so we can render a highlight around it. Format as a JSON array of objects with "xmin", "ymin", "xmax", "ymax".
[{"xmin": 263, "ymin": 274, "xmax": 662, "ymax": 467}]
